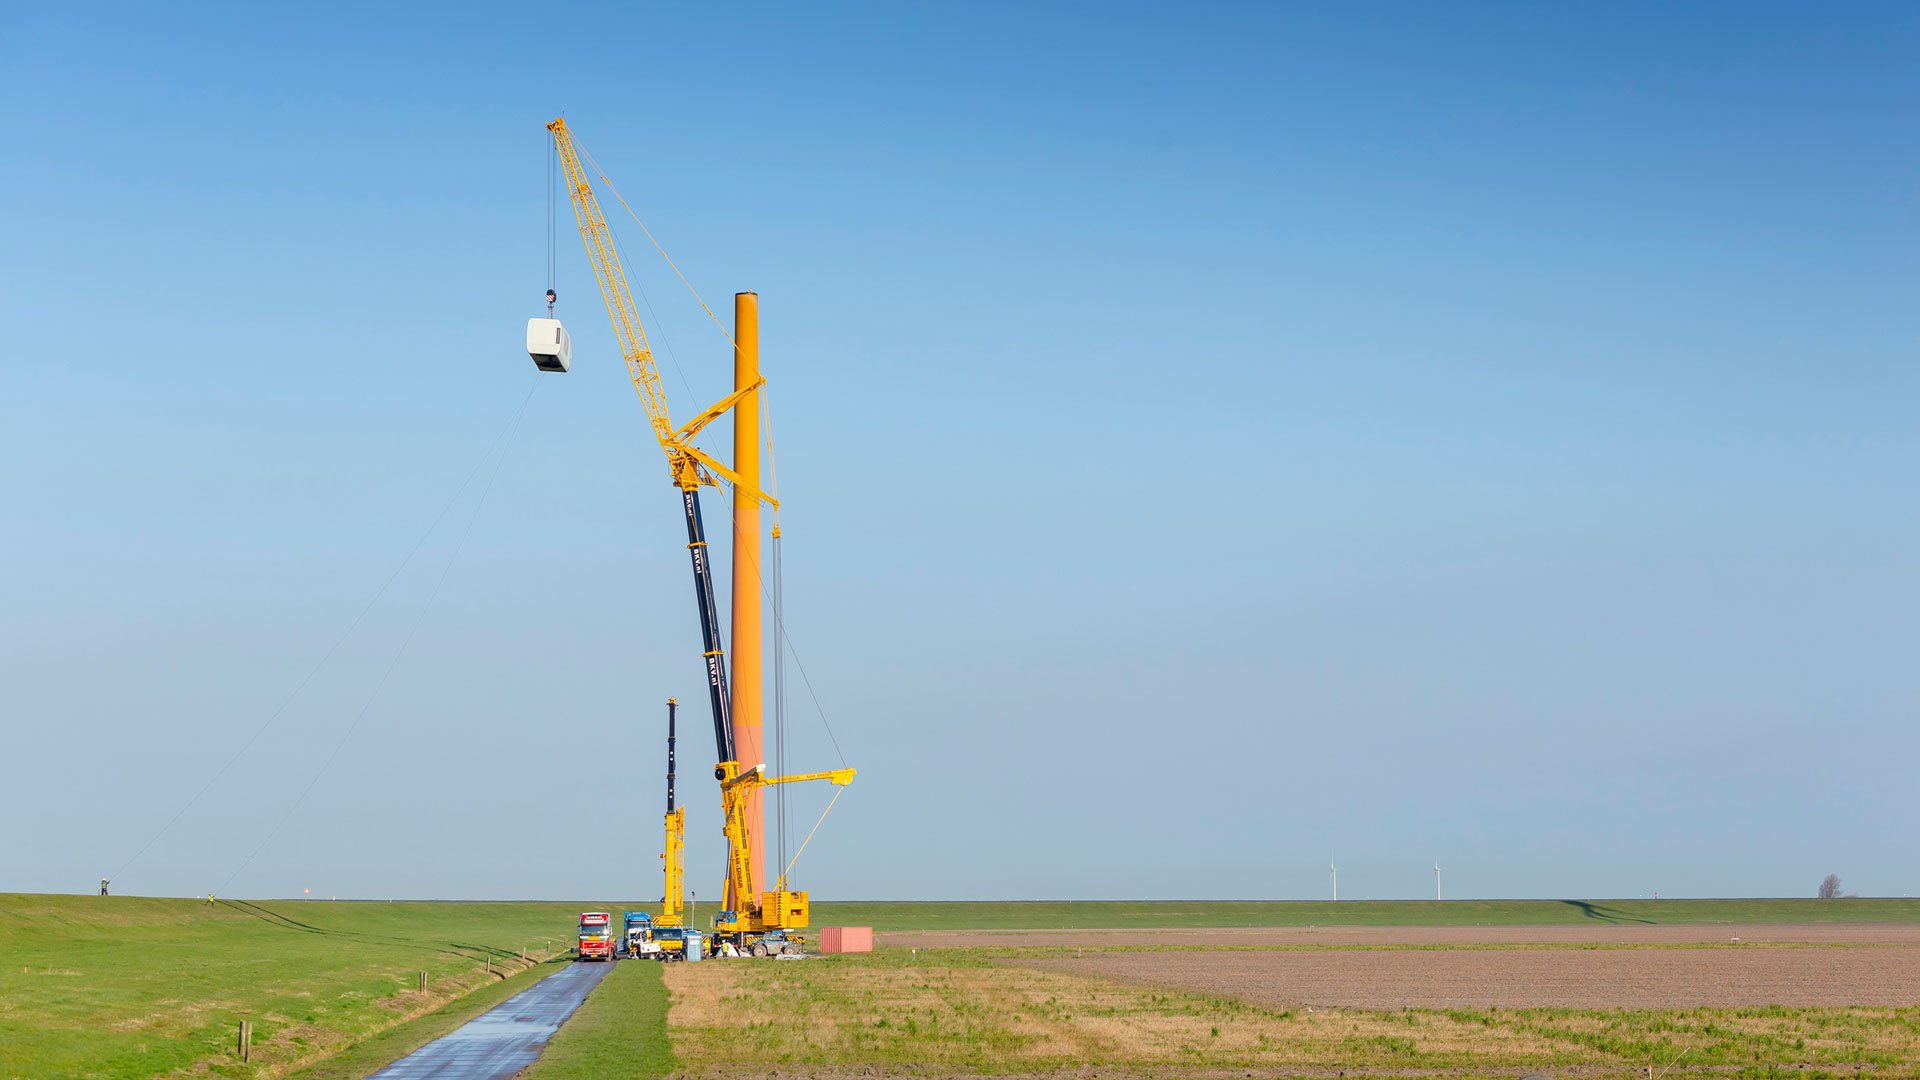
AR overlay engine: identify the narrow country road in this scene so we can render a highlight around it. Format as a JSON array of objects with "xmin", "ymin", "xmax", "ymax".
[{"xmin": 366, "ymin": 961, "xmax": 615, "ymax": 1079}]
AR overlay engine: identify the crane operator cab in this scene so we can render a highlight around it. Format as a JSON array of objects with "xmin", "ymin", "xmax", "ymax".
[{"xmin": 527, "ymin": 317, "xmax": 571, "ymax": 372}]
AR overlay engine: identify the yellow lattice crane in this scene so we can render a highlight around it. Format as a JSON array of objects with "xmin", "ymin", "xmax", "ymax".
[
  {"xmin": 546, "ymin": 114, "xmax": 765, "ymax": 793},
  {"xmin": 543, "ymin": 117, "xmax": 853, "ymax": 958}
]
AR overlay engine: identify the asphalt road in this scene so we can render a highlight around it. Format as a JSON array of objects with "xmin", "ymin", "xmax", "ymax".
[{"xmin": 367, "ymin": 960, "xmax": 616, "ymax": 1079}]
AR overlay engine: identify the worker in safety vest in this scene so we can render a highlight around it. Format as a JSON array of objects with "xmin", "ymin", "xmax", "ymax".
[{"xmin": 99, "ymin": 878, "xmax": 109, "ymax": 896}]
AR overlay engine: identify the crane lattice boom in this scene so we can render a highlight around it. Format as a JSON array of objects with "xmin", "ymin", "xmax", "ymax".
[{"xmin": 546, "ymin": 117, "xmax": 777, "ymax": 504}]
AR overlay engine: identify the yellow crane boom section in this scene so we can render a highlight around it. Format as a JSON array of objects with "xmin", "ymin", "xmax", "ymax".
[
  {"xmin": 658, "ymin": 805, "xmax": 686, "ymax": 928},
  {"xmin": 545, "ymin": 117, "xmax": 776, "ymax": 506}
]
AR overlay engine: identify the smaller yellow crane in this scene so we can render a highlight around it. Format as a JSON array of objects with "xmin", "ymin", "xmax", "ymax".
[
  {"xmin": 628, "ymin": 699, "xmax": 690, "ymax": 960},
  {"xmin": 659, "ymin": 700, "xmax": 686, "ymax": 934},
  {"xmin": 654, "ymin": 699, "xmax": 689, "ymax": 953}
]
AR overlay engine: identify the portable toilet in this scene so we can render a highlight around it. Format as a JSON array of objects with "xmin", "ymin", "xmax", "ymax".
[
  {"xmin": 527, "ymin": 318, "xmax": 571, "ymax": 373},
  {"xmin": 682, "ymin": 930, "xmax": 704, "ymax": 963}
]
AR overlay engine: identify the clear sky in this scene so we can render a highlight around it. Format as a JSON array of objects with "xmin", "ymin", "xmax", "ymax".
[{"xmin": 3, "ymin": 3, "xmax": 1915, "ymax": 902}]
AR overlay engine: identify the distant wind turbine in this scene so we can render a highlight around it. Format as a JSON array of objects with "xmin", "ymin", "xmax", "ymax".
[
  {"xmin": 1330, "ymin": 859, "xmax": 1338, "ymax": 902},
  {"xmin": 1434, "ymin": 863, "xmax": 1442, "ymax": 901}
]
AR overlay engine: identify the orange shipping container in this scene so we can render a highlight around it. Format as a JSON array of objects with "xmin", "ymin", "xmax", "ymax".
[{"xmin": 819, "ymin": 926, "xmax": 872, "ymax": 954}]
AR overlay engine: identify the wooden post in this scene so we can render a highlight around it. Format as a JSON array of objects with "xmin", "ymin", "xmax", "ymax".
[
  {"xmin": 484, "ymin": 958, "xmax": 492, "ymax": 976},
  {"xmin": 237, "ymin": 1020, "xmax": 252, "ymax": 1062},
  {"xmin": 418, "ymin": 971, "xmax": 427, "ymax": 991}
]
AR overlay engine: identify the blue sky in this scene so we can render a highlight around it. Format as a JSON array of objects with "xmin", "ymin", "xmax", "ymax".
[{"xmin": 2, "ymin": 3, "xmax": 1915, "ymax": 901}]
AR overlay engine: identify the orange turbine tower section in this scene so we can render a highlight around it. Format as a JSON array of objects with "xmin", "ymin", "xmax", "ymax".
[{"xmin": 730, "ymin": 291, "xmax": 766, "ymax": 897}]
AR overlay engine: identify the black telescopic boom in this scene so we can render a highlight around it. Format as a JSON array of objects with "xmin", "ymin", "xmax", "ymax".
[
  {"xmin": 666, "ymin": 698, "xmax": 678, "ymax": 814},
  {"xmin": 680, "ymin": 486, "xmax": 736, "ymax": 764}
]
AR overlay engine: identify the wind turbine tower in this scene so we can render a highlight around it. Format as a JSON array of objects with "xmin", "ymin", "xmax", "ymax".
[
  {"xmin": 1434, "ymin": 863, "xmax": 1442, "ymax": 901},
  {"xmin": 1330, "ymin": 860, "xmax": 1338, "ymax": 902}
]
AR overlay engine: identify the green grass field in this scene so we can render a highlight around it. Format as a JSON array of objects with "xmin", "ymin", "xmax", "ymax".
[
  {"xmin": 4, "ymin": 893, "xmax": 1914, "ymax": 1078},
  {"xmin": 0, "ymin": 894, "xmax": 605, "ymax": 1079}
]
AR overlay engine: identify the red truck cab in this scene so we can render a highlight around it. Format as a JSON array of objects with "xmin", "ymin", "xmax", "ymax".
[{"xmin": 576, "ymin": 911, "xmax": 614, "ymax": 961}]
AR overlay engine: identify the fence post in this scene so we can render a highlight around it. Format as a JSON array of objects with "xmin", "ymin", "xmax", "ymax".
[
  {"xmin": 237, "ymin": 1020, "xmax": 252, "ymax": 1063},
  {"xmin": 418, "ymin": 971, "xmax": 427, "ymax": 992}
]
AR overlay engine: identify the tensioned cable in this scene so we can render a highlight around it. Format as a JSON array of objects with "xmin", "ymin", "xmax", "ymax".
[
  {"xmin": 112, "ymin": 379, "xmax": 542, "ymax": 883},
  {"xmin": 772, "ymin": 529, "xmax": 787, "ymax": 874},
  {"xmin": 568, "ymin": 130, "xmax": 747, "ymax": 472},
  {"xmin": 779, "ymin": 785, "xmax": 847, "ymax": 889},
  {"xmin": 216, "ymin": 381, "xmax": 540, "ymax": 894},
  {"xmin": 761, "ymin": 382, "xmax": 780, "ymax": 530},
  {"xmin": 575, "ymin": 171, "xmax": 718, "ymax": 463},
  {"xmin": 577, "ymin": 143, "xmax": 738, "ymax": 354},
  {"xmin": 721, "ymin": 494, "xmax": 848, "ymax": 770},
  {"xmin": 767, "ymin": 558, "xmax": 849, "ymax": 769},
  {"xmin": 612, "ymin": 218, "xmax": 702, "ymax": 423},
  {"xmin": 574, "ymin": 131, "xmax": 840, "ymax": 768}
]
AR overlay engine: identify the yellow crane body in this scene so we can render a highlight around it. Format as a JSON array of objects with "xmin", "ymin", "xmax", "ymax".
[
  {"xmin": 712, "ymin": 762, "xmax": 855, "ymax": 945},
  {"xmin": 659, "ymin": 807, "xmax": 685, "ymax": 929}
]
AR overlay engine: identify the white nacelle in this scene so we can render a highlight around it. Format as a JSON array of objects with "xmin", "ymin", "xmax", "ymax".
[{"xmin": 527, "ymin": 318, "xmax": 572, "ymax": 373}]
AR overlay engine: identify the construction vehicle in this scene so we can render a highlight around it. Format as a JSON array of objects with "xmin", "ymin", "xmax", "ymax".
[
  {"xmin": 542, "ymin": 117, "xmax": 856, "ymax": 960},
  {"xmin": 623, "ymin": 911, "xmax": 659, "ymax": 958},
  {"xmin": 575, "ymin": 911, "xmax": 614, "ymax": 961}
]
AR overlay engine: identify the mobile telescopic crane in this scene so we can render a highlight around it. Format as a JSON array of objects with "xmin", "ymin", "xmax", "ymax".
[
  {"xmin": 659, "ymin": 699, "xmax": 686, "ymax": 938},
  {"xmin": 628, "ymin": 698, "xmax": 689, "ymax": 960},
  {"xmin": 541, "ymin": 117, "xmax": 853, "ymax": 956}
]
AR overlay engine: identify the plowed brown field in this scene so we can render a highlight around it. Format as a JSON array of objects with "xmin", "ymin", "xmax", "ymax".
[
  {"xmin": 884, "ymin": 921, "xmax": 1920, "ymax": 948},
  {"xmin": 670, "ymin": 923, "xmax": 1920, "ymax": 1077},
  {"xmin": 1011, "ymin": 925, "xmax": 1920, "ymax": 1009}
]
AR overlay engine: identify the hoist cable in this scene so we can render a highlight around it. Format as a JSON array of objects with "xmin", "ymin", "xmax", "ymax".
[
  {"xmin": 111, "ymin": 379, "xmax": 542, "ymax": 885},
  {"xmin": 217, "ymin": 381, "xmax": 540, "ymax": 894},
  {"xmin": 545, "ymin": 133, "xmax": 556, "ymax": 292}
]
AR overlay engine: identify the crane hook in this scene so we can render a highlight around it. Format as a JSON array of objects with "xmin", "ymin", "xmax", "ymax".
[{"xmin": 545, "ymin": 289, "xmax": 557, "ymax": 316}]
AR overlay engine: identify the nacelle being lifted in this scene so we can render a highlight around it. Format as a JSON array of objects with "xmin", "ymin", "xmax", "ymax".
[{"xmin": 527, "ymin": 317, "xmax": 572, "ymax": 373}]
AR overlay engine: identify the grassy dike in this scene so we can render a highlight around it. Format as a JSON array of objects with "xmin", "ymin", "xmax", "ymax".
[
  {"xmin": 0, "ymin": 894, "xmax": 598, "ymax": 1078},
  {"xmin": 520, "ymin": 960, "xmax": 674, "ymax": 1080}
]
